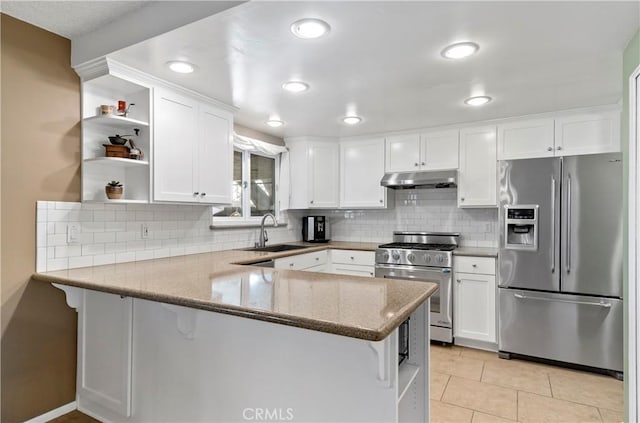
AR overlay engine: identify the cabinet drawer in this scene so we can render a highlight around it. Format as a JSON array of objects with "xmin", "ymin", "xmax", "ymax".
[
  {"xmin": 332, "ymin": 264, "xmax": 375, "ymax": 278},
  {"xmin": 454, "ymin": 256, "xmax": 495, "ymax": 275},
  {"xmin": 330, "ymin": 250, "xmax": 375, "ymax": 266},
  {"xmin": 275, "ymin": 251, "xmax": 327, "ymax": 270}
]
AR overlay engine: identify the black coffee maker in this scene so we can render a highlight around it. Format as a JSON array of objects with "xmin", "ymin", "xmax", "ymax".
[{"xmin": 302, "ymin": 216, "xmax": 329, "ymax": 243}]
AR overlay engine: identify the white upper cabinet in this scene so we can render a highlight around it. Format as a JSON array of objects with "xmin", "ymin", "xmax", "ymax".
[
  {"xmin": 385, "ymin": 134, "xmax": 421, "ymax": 172},
  {"xmin": 197, "ymin": 105, "xmax": 233, "ymax": 204},
  {"xmin": 420, "ymin": 129, "xmax": 459, "ymax": 170},
  {"xmin": 497, "ymin": 118, "xmax": 555, "ymax": 160},
  {"xmin": 154, "ymin": 87, "xmax": 232, "ymax": 204},
  {"xmin": 458, "ymin": 126, "xmax": 497, "ymax": 208},
  {"xmin": 340, "ymin": 138, "xmax": 389, "ymax": 208},
  {"xmin": 288, "ymin": 138, "xmax": 340, "ymax": 209},
  {"xmin": 497, "ymin": 110, "xmax": 620, "ymax": 160},
  {"xmin": 385, "ymin": 131, "xmax": 458, "ymax": 172},
  {"xmin": 554, "ymin": 110, "xmax": 621, "ymax": 156}
]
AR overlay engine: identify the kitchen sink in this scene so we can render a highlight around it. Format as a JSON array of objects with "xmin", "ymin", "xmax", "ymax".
[{"xmin": 242, "ymin": 244, "xmax": 309, "ymax": 253}]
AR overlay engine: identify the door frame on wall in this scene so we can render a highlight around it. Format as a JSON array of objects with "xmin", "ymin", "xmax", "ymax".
[{"xmin": 628, "ymin": 64, "xmax": 640, "ymax": 423}]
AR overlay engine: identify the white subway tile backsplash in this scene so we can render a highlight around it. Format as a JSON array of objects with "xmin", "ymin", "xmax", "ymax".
[{"xmin": 34, "ymin": 201, "xmax": 294, "ymax": 271}]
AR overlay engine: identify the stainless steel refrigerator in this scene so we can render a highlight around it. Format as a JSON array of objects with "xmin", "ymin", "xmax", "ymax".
[{"xmin": 498, "ymin": 153, "xmax": 623, "ymax": 375}]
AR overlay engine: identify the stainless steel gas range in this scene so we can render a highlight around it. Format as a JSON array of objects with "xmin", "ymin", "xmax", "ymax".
[{"xmin": 374, "ymin": 232, "xmax": 459, "ymax": 343}]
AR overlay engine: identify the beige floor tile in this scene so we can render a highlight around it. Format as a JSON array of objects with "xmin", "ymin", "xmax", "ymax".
[
  {"xmin": 431, "ymin": 371, "xmax": 451, "ymax": 400},
  {"xmin": 431, "ymin": 353, "xmax": 485, "ymax": 381},
  {"xmin": 481, "ymin": 359, "xmax": 551, "ymax": 396},
  {"xmin": 518, "ymin": 391, "xmax": 602, "ymax": 423},
  {"xmin": 599, "ymin": 407, "xmax": 623, "ymax": 423},
  {"xmin": 460, "ymin": 348, "xmax": 502, "ymax": 362},
  {"xmin": 430, "ymin": 400, "xmax": 473, "ymax": 423},
  {"xmin": 432, "ymin": 344, "xmax": 462, "ymax": 359},
  {"xmin": 442, "ymin": 376, "xmax": 518, "ymax": 420},
  {"xmin": 549, "ymin": 369, "xmax": 623, "ymax": 411},
  {"xmin": 472, "ymin": 411, "xmax": 518, "ymax": 423}
]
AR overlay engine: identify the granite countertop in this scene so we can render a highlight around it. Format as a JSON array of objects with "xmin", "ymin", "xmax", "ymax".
[
  {"xmin": 453, "ymin": 247, "xmax": 499, "ymax": 258},
  {"xmin": 32, "ymin": 242, "xmax": 436, "ymax": 342}
]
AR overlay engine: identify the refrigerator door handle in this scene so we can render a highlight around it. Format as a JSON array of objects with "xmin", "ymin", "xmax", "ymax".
[
  {"xmin": 551, "ymin": 177, "xmax": 556, "ymax": 273},
  {"xmin": 566, "ymin": 174, "xmax": 572, "ymax": 274},
  {"xmin": 513, "ymin": 293, "xmax": 612, "ymax": 308}
]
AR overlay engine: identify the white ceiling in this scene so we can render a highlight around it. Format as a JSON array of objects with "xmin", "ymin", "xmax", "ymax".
[
  {"xmin": 1, "ymin": 0, "xmax": 151, "ymax": 38},
  {"xmin": 6, "ymin": 1, "xmax": 639, "ymax": 139}
]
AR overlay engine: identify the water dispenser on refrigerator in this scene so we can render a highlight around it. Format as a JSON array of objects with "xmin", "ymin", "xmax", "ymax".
[{"xmin": 504, "ymin": 205, "xmax": 538, "ymax": 250}]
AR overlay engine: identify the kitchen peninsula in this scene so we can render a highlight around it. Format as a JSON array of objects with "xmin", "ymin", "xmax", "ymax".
[{"xmin": 33, "ymin": 244, "xmax": 436, "ymax": 423}]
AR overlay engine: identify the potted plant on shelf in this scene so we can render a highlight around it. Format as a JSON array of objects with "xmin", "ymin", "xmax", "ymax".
[{"xmin": 105, "ymin": 181, "xmax": 123, "ymax": 200}]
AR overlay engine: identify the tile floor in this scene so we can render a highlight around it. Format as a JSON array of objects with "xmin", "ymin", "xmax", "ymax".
[
  {"xmin": 431, "ymin": 345, "xmax": 624, "ymax": 423},
  {"xmin": 49, "ymin": 345, "xmax": 624, "ymax": 423}
]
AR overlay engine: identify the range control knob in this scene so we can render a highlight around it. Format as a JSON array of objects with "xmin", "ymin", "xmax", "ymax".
[
  {"xmin": 407, "ymin": 253, "xmax": 415, "ymax": 262},
  {"xmin": 425, "ymin": 255, "xmax": 432, "ymax": 263},
  {"xmin": 392, "ymin": 253, "xmax": 400, "ymax": 261},
  {"xmin": 383, "ymin": 252, "xmax": 390, "ymax": 261},
  {"xmin": 437, "ymin": 256, "xmax": 445, "ymax": 264}
]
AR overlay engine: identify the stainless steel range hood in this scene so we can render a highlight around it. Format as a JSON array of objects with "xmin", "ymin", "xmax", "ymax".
[{"xmin": 380, "ymin": 170, "xmax": 457, "ymax": 189}]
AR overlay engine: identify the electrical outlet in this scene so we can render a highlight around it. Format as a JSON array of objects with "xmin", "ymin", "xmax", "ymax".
[
  {"xmin": 141, "ymin": 223, "xmax": 149, "ymax": 239},
  {"xmin": 67, "ymin": 224, "xmax": 80, "ymax": 244}
]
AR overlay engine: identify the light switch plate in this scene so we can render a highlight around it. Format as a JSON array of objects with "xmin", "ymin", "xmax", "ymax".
[{"xmin": 67, "ymin": 224, "xmax": 80, "ymax": 244}]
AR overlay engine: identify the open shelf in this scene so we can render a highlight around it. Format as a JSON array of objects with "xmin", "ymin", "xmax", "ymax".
[
  {"xmin": 84, "ymin": 157, "xmax": 149, "ymax": 167},
  {"xmin": 84, "ymin": 199, "xmax": 149, "ymax": 204},
  {"xmin": 83, "ymin": 114, "xmax": 149, "ymax": 128},
  {"xmin": 397, "ymin": 363, "xmax": 420, "ymax": 403}
]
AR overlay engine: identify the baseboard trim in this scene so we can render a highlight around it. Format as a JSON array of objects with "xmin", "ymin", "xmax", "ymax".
[
  {"xmin": 24, "ymin": 401, "xmax": 77, "ymax": 423},
  {"xmin": 454, "ymin": 337, "xmax": 498, "ymax": 351}
]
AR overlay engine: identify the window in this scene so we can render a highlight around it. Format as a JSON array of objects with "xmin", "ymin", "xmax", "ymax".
[{"xmin": 213, "ymin": 149, "xmax": 279, "ymax": 221}]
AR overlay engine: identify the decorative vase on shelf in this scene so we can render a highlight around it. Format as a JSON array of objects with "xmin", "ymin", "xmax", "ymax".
[{"xmin": 105, "ymin": 181, "xmax": 123, "ymax": 200}]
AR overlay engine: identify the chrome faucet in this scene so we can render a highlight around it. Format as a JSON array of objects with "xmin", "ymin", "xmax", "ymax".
[{"xmin": 256, "ymin": 213, "xmax": 278, "ymax": 248}]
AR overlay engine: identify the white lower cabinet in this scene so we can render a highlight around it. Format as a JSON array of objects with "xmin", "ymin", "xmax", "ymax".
[
  {"xmin": 453, "ymin": 256, "xmax": 496, "ymax": 345},
  {"xmin": 78, "ymin": 290, "xmax": 133, "ymax": 418},
  {"xmin": 329, "ymin": 249, "xmax": 375, "ymax": 277},
  {"xmin": 274, "ymin": 250, "xmax": 328, "ymax": 271}
]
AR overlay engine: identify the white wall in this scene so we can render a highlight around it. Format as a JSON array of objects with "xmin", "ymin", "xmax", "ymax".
[
  {"xmin": 36, "ymin": 201, "xmax": 302, "ymax": 272},
  {"xmin": 323, "ymin": 188, "xmax": 498, "ymax": 247}
]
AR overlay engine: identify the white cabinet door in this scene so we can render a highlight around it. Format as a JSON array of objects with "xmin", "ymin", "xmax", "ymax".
[
  {"xmin": 154, "ymin": 88, "xmax": 198, "ymax": 202},
  {"xmin": 198, "ymin": 105, "xmax": 232, "ymax": 204},
  {"xmin": 288, "ymin": 142, "xmax": 310, "ymax": 209},
  {"xmin": 554, "ymin": 110, "xmax": 621, "ymax": 156},
  {"xmin": 385, "ymin": 134, "xmax": 420, "ymax": 172},
  {"xmin": 453, "ymin": 272, "xmax": 496, "ymax": 343},
  {"xmin": 497, "ymin": 118, "xmax": 555, "ymax": 160},
  {"xmin": 458, "ymin": 126, "xmax": 497, "ymax": 208},
  {"xmin": 340, "ymin": 138, "xmax": 387, "ymax": 208},
  {"xmin": 78, "ymin": 290, "xmax": 133, "ymax": 417},
  {"xmin": 308, "ymin": 142, "xmax": 339, "ymax": 208},
  {"xmin": 420, "ymin": 130, "xmax": 459, "ymax": 170}
]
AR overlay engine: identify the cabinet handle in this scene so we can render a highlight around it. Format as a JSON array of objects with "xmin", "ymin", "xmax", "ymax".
[
  {"xmin": 350, "ymin": 256, "xmax": 354, "ymax": 260},
  {"xmin": 547, "ymin": 147, "xmax": 553, "ymax": 151},
  {"xmin": 460, "ymin": 197, "xmax": 465, "ymax": 202},
  {"xmin": 310, "ymin": 200, "xmax": 314, "ymax": 204},
  {"xmin": 556, "ymin": 146, "xmax": 562, "ymax": 151},
  {"xmin": 456, "ymin": 279, "xmax": 461, "ymax": 283},
  {"xmin": 315, "ymin": 257, "xmax": 319, "ymax": 261},
  {"xmin": 194, "ymin": 192, "xmax": 199, "ymax": 196},
  {"xmin": 379, "ymin": 199, "xmax": 383, "ymax": 203},
  {"xmin": 200, "ymin": 193, "xmax": 206, "ymax": 197},
  {"xmin": 421, "ymin": 162, "xmax": 425, "ymax": 166},
  {"xmin": 414, "ymin": 162, "xmax": 419, "ymax": 167},
  {"xmin": 289, "ymin": 263, "xmax": 294, "ymax": 267},
  {"xmin": 472, "ymin": 264, "xmax": 477, "ymax": 267}
]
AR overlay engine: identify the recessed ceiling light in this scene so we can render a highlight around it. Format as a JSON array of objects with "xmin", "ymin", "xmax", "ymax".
[
  {"xmin": 290, "ymin": 18, "xmax": 331, "ymax": 39},
  {"xmin": 441, "ymin": 42, "xmax": 480, "ymax": 59},
  {"xmin": 266, "ymin": 120, "xmax": 284, "ymax": 128},
  {"xmin": 167, "ymin": 61, "xmax": 195, "ymax": 74},
  {"xmin": 282, "ymin": 81, "xmax": 309, "ymax": 93},
  {"xmin": 464, "ymin": 96, "xmax": 492, "ymax": 106},
  {"xmin": 342, "ymin": 116, "xmax": 362, "ymax": 125}
]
